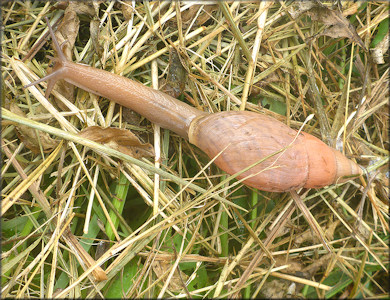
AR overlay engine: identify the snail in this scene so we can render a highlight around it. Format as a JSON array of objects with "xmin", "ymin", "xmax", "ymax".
[{"xmin": 24, "ymin": 19, "xmax": 362, "ymax": 192}]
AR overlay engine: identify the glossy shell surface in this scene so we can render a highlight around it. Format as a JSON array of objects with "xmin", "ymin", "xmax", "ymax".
[{"xmin": 189, "ymin": 111, "xmax": 361, "ymax": 192}]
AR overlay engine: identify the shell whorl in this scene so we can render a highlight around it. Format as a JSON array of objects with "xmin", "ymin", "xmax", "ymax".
[{"xmin": 188, "ymin": 111, "xmax": 362, "ymax": 192}]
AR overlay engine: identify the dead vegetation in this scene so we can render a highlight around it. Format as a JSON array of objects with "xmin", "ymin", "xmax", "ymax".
[{"xmin": 1, "ymin": 1, "xmax": 389, "ymax": 298}]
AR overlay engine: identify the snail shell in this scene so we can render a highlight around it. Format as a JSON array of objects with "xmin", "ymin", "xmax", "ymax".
[{"xmin": 188, "ymin": 111, "xmax": 362, "ymax": 192}]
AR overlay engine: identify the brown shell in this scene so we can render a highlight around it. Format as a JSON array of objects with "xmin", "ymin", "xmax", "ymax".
[{"xmin": 188, "ymin": 111, "xmax": 362, "ymax": 192}]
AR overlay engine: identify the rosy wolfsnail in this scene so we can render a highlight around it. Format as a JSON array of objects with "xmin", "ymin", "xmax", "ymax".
[{"xmin": 24, "ymin": 19, "xmax": 362, "ymax": 192}]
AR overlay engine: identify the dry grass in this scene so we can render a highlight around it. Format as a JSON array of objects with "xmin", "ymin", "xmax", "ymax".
[{"xmin": 1, "ymin": 1, "xmax": 389, "ymax": 298}]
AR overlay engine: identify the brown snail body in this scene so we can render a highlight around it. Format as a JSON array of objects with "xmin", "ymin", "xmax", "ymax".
[{"xmin": 24, "ymin": 19, "xmax": 362, "ymax": 192}]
